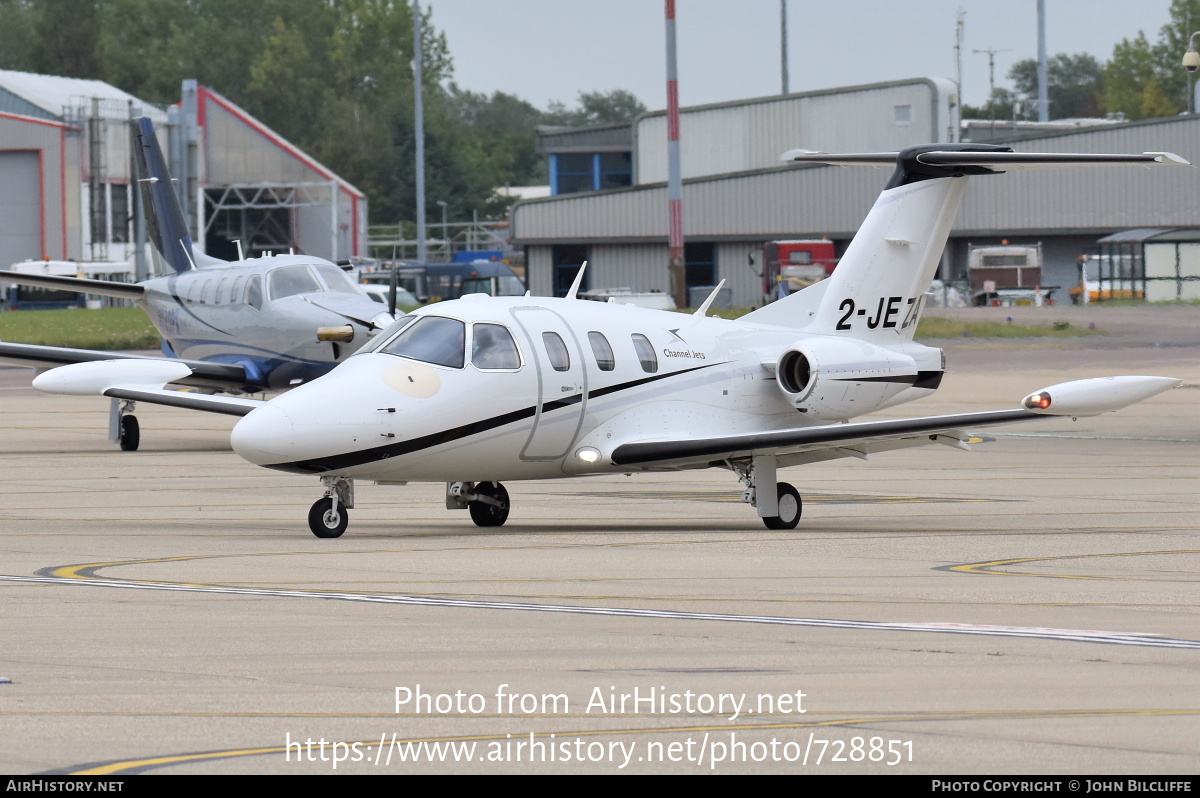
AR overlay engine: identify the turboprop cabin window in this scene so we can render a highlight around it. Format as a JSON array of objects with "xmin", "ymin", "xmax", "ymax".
[
  {"xmin": 471, "ymin": 323, "xmax": 521, "ymax": 370},
  {"xmin": 542, "ymin": 332, "xmax": 570, "ymax": 372},
  {"xmin": 246, "ymin": 275, "xmax": 263, "ymax": 310},
  {"xmin": 632, "ymin": 334, "xmax": 657, "ymax": 373},
  {"xmin": 267, "ymin": 265, "xmax": 321, "ymax": 300},
  {"xmin": 380, "ymin": 316, "xmax": 465, "ymax": 369},
  {"xmin": 588, "ymin": 331, "xmax": 615, "ymax": 371}
]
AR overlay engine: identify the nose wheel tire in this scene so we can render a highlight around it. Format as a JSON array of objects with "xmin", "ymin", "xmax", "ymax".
[
  {"xmin": 119, "ymin": 415, "xmax": 140, "ymax": 451},
  {"xmin": 309, "ymin": 496, "xmax": 349, "ymax": 538},
  {"xmin": 469, "ymin": 482, "xmax": 510, "ymax": 527},
  {"xmin": 762, "ymin": 482, "xmax": 802, "ymax": 530}
]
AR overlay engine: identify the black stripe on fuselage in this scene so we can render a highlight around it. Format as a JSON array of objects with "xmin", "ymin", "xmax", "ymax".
[
  {"xmin": 831, "ymin": 370, "xmax": 942, "ymax": 389},
  {"xmin": 262, "ymin": 362, "xmax": 724, "ymax": 474}
]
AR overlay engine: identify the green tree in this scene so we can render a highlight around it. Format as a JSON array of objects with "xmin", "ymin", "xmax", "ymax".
[
  {"xmin": 544, "ymin": 89, "xmax": 647, "ymax": 126},
  {"xmin": 1008, "ymin": 53, "xmax": 1104, "ymax": 119},
  {"xmin": 32, "ymin": 0, "xmax": 102, "ymax": 79},
  {"xmin": 0, "ymin": 0, "xmax": 37, "ymax": 72},
  {"xmin": 1103, "ymin": 32, "xmax": 1178, "ymax": 119}
]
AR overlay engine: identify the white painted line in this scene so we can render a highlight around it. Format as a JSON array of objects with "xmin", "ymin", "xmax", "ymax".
[{"xmin": 4, "ymin": 574, "xmax": 1197, "ymax": 650}]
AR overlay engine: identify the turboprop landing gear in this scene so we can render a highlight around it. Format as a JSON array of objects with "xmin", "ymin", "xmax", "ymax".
[
  {"xmin": 109, "ymin": 398, "xmax": 139, "ymax": 451},
  {"xmin": 732, "ymin": 454, "xmax": 803, "ymax": 530},
  {"xmin": 446, "ymin": 481, "xmax": 510, "ymax": 527},
  {"xmin": 309, "ymin": 476, "xmax": 354, "ymax": 538}
]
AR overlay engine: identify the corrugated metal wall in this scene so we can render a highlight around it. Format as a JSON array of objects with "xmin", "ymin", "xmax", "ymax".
[
  {"xmin": 517, "ymin": 114, "xmax": 1200, "ymax": 245},
  {"xmin": 204, "ymin": 100, "xmax": 325, "ymax": 185},
  {"xmin": 635, "ymin": 80, "xmax": 949, "ymax": 184}
]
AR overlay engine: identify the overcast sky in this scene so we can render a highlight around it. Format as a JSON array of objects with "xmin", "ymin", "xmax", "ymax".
[{"xmin": 427, "ymin": 0, "xmax": 1174, "ymax": 111}]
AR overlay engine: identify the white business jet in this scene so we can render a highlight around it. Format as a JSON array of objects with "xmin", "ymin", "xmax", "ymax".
[
  {"xmin": 32, "ymin": 144, "xmax": 1186, "ymax": 535},
  {"xmin": 0, "ymin": 117, "xmax": 391, "ymax": 450}
]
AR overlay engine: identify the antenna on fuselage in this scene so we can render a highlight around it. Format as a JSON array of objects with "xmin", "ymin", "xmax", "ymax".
[
  {"xmin": 180, "ymin": 240, "xmax": 197, "ymax": 270},
  {"xmin": 564, "ymin": 260, "xmax": 588, "ymax": 300},
  {"xmin": 234, "ymin": 240, "xmax": 244, "ymax": 261},
  {"xmin": 693, "ymin": 279, "xmax": 727, "ymax": 317}
]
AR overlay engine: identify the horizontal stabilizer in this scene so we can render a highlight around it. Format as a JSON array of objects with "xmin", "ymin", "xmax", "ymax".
[
  {"xmin": 784, "ymin": 149, "xmax": 1190, "ymax": 172},
  {"xmin": 0, "ymin": 270, "xmax": 145, "ymax": 300}
]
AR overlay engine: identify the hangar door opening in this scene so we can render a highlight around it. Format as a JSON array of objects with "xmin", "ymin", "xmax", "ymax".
[
  {"xmin": 203, "ymin": 182, "xmax": 342, "ymax": 262},
  {"xmin": 0, "ymin": 152, "xmax": 43, "ymax": 268}
]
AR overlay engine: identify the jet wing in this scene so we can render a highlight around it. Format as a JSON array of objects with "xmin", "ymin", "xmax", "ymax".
[
  {"xmin": 611, "ymin": 376, "xmax": 1180, "ymax": 469},
  {"xmin": 0, "ymin": 270, "xmax": 146, "ymax": 300},
  {"xmin": 610, "ymin": 409, "xmax": 1036, "ymax": 468},
  {"xmin": 28, "ymin": 359, "xmax": 264, "ymax": 417},
  {"xmin": 0, "ymin": 342, "xmax": 250, "ymax": 392}
]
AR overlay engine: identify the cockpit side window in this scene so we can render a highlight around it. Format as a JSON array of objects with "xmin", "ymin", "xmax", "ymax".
[
  {"xmin": 315, "ymin": 264, "xmax": 360, "ymax": 294},
  {"xmin": 267, "ymin": 265, "xmax": 321, "ymax": 300},
  {"xmin": 380, "ymin": 315, "xmax": 465, "ymax": 369},
  {"xmin": 471, "ymin": 323, "xmax": 521, "ymax": 370}
]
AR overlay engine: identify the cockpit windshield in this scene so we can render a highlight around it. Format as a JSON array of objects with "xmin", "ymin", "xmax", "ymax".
[
  {"xmin": 315, "ymin": 264, "xmax": 361, "ymax": 294},
  {"xmin": 378, "ymin": 315, "xmax": 465, "ymax": 369},
  {"xmin": 267, "ymin": 265, "xmax": 322, "ymax": 300}
]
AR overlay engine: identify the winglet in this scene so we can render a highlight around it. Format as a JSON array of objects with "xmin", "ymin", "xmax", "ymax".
[
  {"xmin": 693, "ymin": 279, "xmax": 727, "ymax": 317},
  {"xmin": 564, "ymin": 261, "xmax": 588, "ymax": 300}
]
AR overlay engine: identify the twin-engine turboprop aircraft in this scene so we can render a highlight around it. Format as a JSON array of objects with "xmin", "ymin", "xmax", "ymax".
[
  {"xmin": 0, "ymin": 117, "xmax": 390, "ymax": 450},
  {"xmin": 31, "ymin": 143, "xmax": 1186, "ymax": 535}
]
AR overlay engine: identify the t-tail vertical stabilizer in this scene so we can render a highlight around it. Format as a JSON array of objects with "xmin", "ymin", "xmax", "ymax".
[
  {"xmin": 744, "ymin": 144, "xmax": 1188, "ymax": 337},
  {"xmin": 133, "ymin": 116, "xmax": 199, "ymax": 274}
]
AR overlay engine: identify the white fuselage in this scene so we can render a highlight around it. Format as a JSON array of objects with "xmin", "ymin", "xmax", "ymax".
[{"xmin": 230, "ymin": 294, "xmax": 944, "ymax": 481}]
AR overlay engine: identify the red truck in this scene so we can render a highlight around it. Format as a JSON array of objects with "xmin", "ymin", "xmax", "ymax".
[{"xmin": 763, "ymin": 239, "xmax": 838, "ymax": 301}]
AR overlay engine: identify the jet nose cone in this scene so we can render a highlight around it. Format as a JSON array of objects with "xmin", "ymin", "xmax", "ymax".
[{"xmin": 231, "ymin": 405, "xmax": 295, "ymax": 465}]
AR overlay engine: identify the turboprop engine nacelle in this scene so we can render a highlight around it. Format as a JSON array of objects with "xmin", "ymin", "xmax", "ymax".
[{"xmin": 775, "ymin": 337, "xmax": 918, "ymax": 420}]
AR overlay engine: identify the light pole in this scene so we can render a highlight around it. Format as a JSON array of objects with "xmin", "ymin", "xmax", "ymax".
[{"xmin": 1182, "ymin": 31, "xmax": 1200, "ymax": 113}]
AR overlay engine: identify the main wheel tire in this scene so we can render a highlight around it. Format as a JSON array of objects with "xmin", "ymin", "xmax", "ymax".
[
  {"xmin": 308, "ymin": 496, "xmax": 348, "ymax": 538},
  {"xmin": 468, "ymin": 481, "xmax": 510, "ymax": 527},
  {"xmin": 763, "ymin": 482, "xmax": 802, "ymax": 530},
  {"xmin": 119, "ymin": 414, "xmax": 140, "ymax": 451}
]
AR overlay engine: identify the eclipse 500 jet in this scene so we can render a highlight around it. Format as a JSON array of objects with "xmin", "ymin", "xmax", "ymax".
[
  {"xmin": 32, "ymin": 143, "xmax": 1186, "ymax": 534},
  {"xmin": 0, "ymin": 117, "xmax": 392, "ymax": 450}
]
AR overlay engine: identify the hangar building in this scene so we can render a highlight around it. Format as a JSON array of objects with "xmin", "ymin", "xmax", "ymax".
[
  {"xmin": 0, "ymin": 71, "xmax": 365, "ymax": 279},
  {"xmin": 512, "ymin": 77, "xmax": 1199, "ymax": 307}
]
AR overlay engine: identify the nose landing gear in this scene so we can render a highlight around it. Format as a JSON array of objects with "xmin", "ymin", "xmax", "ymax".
[{"xmin": 308, "ymin": 476, "xmax": 354, "ymax": 538}]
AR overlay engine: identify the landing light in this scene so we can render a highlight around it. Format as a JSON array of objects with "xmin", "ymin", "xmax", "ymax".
[{"xmin": 575, "ymin": 447, "xmax": 602, "ymax": 463}]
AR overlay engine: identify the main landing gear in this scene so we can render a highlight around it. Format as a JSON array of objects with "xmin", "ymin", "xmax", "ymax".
[
  {"xmin": 109, "ymin": 398, "xmax": 139, "ymax": 451},
  {"xmin": 447, "ymin": 481, "xmax": 510, "ymax": 527},
  {"xmin": 732, "ymin": 453, "xmax": 803, "ymax": 530},
  {"xmin": 308, "ymin": 476, "xmax": 354, "ymax": 538}
]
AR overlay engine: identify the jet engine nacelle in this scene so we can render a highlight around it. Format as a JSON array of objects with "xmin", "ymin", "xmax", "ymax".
[{"xmin": 775, "ymin": 337, "xmax": 918, "ymax": 420}]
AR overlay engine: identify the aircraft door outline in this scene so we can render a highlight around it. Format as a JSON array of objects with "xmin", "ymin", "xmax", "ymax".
[{"xmin": 511, "ymin": 307, "xmax": 588, "ymax": 461}]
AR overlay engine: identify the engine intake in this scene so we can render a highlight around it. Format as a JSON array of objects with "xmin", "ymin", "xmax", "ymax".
[{"xmin": 774, "ymin": 337, "xmax": 920, "ymax": 419}]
